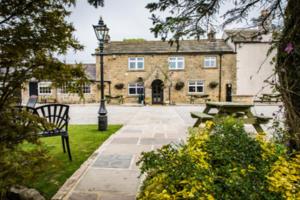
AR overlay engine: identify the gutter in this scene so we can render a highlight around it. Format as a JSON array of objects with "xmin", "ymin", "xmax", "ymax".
[{"xmin": 219, "ymin": 54, "xmax": 223, "ymax": 101}]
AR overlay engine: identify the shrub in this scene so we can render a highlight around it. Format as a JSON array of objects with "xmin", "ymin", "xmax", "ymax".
[{"xmin": 137, "ymin": 117, "xmax": 285, "ymax": 199}]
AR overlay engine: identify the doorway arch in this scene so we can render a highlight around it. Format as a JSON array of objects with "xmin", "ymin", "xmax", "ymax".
[{"xmin": 151, "ymin": 79, "xmax": 164, "ymax": 104}]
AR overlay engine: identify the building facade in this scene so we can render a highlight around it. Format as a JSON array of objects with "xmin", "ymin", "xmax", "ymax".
[
  {"xmin": 96, "ymin": 39, "xmax": 236, "ymax": 104},
  {"xmin": 223, "ymin": 29, "xmax": 275, "ymax": 102},
  {"xmin": 22, "ymin": 39, "xmax": 238, "ymax": 105}
]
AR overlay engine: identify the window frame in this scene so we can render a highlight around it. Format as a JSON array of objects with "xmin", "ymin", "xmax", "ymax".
[
  {"xmin": 128, "ymin": 82, "xmax": 144, "ymax": 96},
  {"xmin": 188, "ymin": 80, "xmax": 205, "ymax": 94},
  {"xmin": 38, "ymin": 81, "xmax": 52, "ymax": 95},
  {"xmin": 59, "ymin": 82, "xmax": 91, "ymax": 94},
  {"xmin": 128, "ymin": 57, "xmax": 144, "ymax": 70},
  {"xmin": 203, "ymin": 56, "xmax": 217, "ymax": 68},
  {"xmin": 168, "ymin": 57, "xmax": 185, "ymax": 70}
]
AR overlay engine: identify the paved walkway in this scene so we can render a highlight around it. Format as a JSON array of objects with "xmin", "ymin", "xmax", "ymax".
[
  {"xmin": 53, "ymin": 104, "xmax": 281, "ymax": 200},
  {"xmin": 54, "ymin": 106, "xmax": 189, "ymax": 200}
]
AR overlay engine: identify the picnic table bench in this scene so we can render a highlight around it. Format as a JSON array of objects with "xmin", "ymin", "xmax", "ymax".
[
  {"xmin": 105, "ymin": 95, "xmax": 124, "ymax": 104},
  {"xmin": 189, "ymin": 94, "xmax": 210, "ymax": 104},
  {"xmin": 191, "ymin": 102, "xmax": 272, "ymax": 133},
  {"xmin": 256, "ymin": 93, "xmax": 281, "ymax": 103}
]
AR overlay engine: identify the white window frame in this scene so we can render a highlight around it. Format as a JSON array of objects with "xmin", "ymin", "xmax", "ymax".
[
  {"xmin": 82, "ymin": 83, "xmax": 91, "ymax": 94},
  {"xmin": 128, "ymin": 57, "xmax": 144, "ymax": 70},
  {"xmin": 188, "ymin": 80, "xmax": 204, "ymax": 94},
  {"xmin": 204, "ymin": 56, "xmax": 217, "ymax": 68},
  {"xmin": 59, "ymin": 82, "xmax": 91, "ymax": 94},
  {"xmin": 128, "ymin": 83, "xmax": 144, "ymax": 96},
  {"xmin": 38, "ymin": 81, "xmax": 52, "ymax": 95},
  {"xmin": 168, "ymin": 57, "xmax": 185, "ymax": 70}
]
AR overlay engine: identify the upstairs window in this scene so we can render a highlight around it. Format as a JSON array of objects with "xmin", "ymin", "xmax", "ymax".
[
  {"xmin": 128, "ymin": 83, "xmax": 144, "ymax": 95},
  {"xmin": 128, "ymin": 57, "xmax": 144, "ymax": 70},
  {"xmin": 38, "ymin": 82, "xmax": 52, "ymax": 95},
  {"xmin": 169, "ymin": 57, "xmax": 184, "ymax": 70},
  {"xmin": 188, "ymin": 80, "xmax": 204, "ymax": 93},
  {"xmin": 204, "ymin": 56, "xmax": 217, "ymax": 68}
]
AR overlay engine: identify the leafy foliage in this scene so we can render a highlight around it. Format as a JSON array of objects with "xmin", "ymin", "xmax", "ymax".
[
  {"xmin": 0, "ymin": 0, "xmax": 91, "ymax": 197},
  {"xmin": 137, "ymin": 118, "xmax": 287, "ymax": 199}
]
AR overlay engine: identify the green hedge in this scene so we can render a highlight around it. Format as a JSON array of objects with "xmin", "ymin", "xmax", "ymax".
[{"xmin": 137, "ymin": 117, "xmax": 290, "ymax": 200}]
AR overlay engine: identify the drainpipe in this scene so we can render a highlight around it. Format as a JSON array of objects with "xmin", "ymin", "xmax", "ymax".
[{"xmin": 218, "ymin": 54, "xmax": 223, "ymax": 101}]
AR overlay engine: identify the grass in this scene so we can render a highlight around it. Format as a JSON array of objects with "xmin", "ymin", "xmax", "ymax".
[{"xmin": 24, "ymin": 124, "xmax": 122, "ymax": 199}]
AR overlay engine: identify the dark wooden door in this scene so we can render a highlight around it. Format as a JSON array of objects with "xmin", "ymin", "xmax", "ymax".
[
  {"xmin": 152, "ymin": 80, "xmax": 164, "ymax": 104},
  {"xmin": 29, "ymin": 82, "xmax": 38, "ymax": 96},
  {"xmin": 226, "ymin": 83, "xmax": 232, "ymax": 102}
]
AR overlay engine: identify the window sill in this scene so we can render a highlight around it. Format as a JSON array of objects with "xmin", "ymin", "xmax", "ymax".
[
  {"xmin": 127, "ymin": 70, "xmax": 145, "ymax": 72},
  {"xmin": 169, "ymin": 69, "xmax": 185, "ymax": 71},
  {"xmin": 202, "ymin": 67, "xmax": 218, "ymax": 69}
]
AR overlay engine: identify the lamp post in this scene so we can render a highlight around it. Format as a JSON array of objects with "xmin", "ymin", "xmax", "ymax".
[{"xmin": 93, "ymin": 17, "xmax": 109, "ymax": 131}]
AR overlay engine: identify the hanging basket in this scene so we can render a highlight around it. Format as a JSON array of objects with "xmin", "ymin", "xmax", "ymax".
[
  {"xmin": 209, "ymin": 81, "xmax": 219, "ymax": 89},
  {"xmin": 114, "ymin": 83, "xmax": 124, "ymax": 90},
  {"xmin": 175, "ymin": 81, "xmax": 185, "ymax": 90}
]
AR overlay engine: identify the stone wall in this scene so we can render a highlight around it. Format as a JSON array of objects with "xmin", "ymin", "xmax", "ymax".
[{"xmin": 98, "ymin": 53, "xmax": 236, "ymax": 104}]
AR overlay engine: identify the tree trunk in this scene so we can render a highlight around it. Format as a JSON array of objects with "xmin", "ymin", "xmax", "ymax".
[{"xmin": 276, "ymin": 0, "xmax": 300, "ymax": 151}]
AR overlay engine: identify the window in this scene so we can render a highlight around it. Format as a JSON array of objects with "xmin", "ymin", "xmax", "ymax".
[
  {"xmin": 188, "ymin": 80, "xmax": 204, "ymax": 93},
  {"xmin": 82, "ymin": 83, "xmax": 91, "ymax": 94},
  {"xmin": 128, "ymin": 83, "xmax": 144, "ymax": 95},
  {"xmin": 169, "ymin": 57, "xmax": 184, "ymax": 70},
  {"xmin": 128, "ymin": 57, "xmax": 144, "ymax": 70},
  {"xmin": 204, "ymin": 56, "xmax": 217, "ymax": 68},
  {"xmin": 38, "ymin": 82, "xmax": 52, "ymax": 95},
  {"xmin": 59, "ymin": 82, "xmax": 91, "ymax": 94}
]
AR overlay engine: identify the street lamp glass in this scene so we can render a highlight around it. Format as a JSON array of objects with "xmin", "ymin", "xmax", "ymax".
[{"xmin": 93, "ymin": 18, "xmax": 109, "ymax": 43}]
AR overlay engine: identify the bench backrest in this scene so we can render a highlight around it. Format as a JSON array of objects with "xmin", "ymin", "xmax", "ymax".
[
  {"xmin": 26, "ymin": 95, "xmax": 38, "ymax": 108},
  {"xmin": 35, "ymin": 104, "xmax": 69, "ymax": 133}
]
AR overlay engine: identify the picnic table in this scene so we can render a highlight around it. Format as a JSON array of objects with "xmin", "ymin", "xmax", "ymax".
[{"xmin": 191, "ymin": 102, "xmax": 272, "ymax": 133}]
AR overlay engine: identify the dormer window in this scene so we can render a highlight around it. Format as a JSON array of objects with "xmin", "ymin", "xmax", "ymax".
[{"xmin": 128, "ymin": 57, "xmax": 144, "ymax": 70}]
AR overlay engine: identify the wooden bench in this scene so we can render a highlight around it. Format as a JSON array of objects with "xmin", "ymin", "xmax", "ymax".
[
  {"xmin": 191, "ymin": 112, "xmax": 214, "ymax": 127},
  {"xmin": 189, "ymin": 95, "xmax": 210, "ymax": 104},
  {"xmin": 105, "ymin": 95, "xmax": 124, "ymax": 104},
  {"xmin": 256, "ymin": 93, "xmax": 281, "ymax": 103},
  {"xmin": 255, "ymin": 115, "xmax": 272, "ymax": 124}
]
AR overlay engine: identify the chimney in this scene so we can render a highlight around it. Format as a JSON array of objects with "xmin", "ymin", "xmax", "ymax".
[
  {"xmin": 259, "ymin": 9, "xmax": 272, "ymax": 33},
  {"xmin": 207, "ymin": 30, "xmax": 216, "ymax": 42}
]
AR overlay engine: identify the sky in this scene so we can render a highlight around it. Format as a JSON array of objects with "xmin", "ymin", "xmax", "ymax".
[
  {"xmin": 62, "ymin": 0, "xmax": 155, "ymax": 63},
  {"xmin": 62, "ymin": 0, "xmax": 256, "ymax": 64}
]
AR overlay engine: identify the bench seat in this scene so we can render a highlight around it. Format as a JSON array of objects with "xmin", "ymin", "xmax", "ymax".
[
  {"xmin": 191, "ymin": 112, "xmax": 214, "ymax": 120},
  {"xmin": 255, "ymin": 115, "xmax": 272, "ymax": 124}
]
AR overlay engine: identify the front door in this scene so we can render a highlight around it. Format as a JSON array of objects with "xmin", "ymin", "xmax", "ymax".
[
  {"xmin": 152, "ymin": 79, "xmax": 164, "ymax": 104},
  {"xmin": 29, "ymin": 82, "xmax": 38, "ymax": 96},
  {"xmin": 226, "ymin": 83, "xmax": 232, "ymax": 102}
]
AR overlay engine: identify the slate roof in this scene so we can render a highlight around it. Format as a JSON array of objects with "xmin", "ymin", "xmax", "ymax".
[
  {"xmin": 103, "ymin": 40, "xmax": 234, "ymax": 55},
  {"xmin": 224, "ymin": 29, "xmax": 263, "ymax": 42},
  {"xmin": 82, "ymin": 64, "xmax": 96, "ymax": 80}
]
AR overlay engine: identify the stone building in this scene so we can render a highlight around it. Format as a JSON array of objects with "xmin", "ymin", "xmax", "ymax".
[
  {"xmin": 21, "ymin": 38, "xmax": 237, "ymax": 105},
  {"xmin": 21, "ymin": 64, "xmax": 100, "ymax": 104},
  {"xmin": 96, "ymin": 38, "xmax": 236, "ymax": 104},
  {"xmin": 223, "ymin": 29, "xmax": 275, "ymax": 102}
]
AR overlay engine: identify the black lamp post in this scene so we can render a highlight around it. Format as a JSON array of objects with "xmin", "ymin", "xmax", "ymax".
[{"xmin": 93, "ymin": 17, "xmax": 109, "ymax": 131}]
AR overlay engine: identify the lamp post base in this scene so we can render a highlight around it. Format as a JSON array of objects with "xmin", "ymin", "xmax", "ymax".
[{"xmin": 98, "ymin": 115, "xmax": 108, "ymax": 131}]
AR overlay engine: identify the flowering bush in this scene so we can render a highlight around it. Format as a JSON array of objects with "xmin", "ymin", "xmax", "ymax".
[{"xmin": 137, "ymin": 117, "xmax": 299, "ymax": 199}]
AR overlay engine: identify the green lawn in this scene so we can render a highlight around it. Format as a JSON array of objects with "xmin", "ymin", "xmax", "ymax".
[{"xmin": 25, "ymin": 124, "xmax": 122, "ymax": 199}]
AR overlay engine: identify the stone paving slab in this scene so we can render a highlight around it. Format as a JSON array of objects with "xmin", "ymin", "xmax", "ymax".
[
  {"xmin": 101, "ymin": 144, "xmax": 152, "ymax": 155},
  {"xmin": 139, "ymin": 138, "xmax": 179, "ymax": 145},
  {"xmin": 75, "ymin": 169, "xmax": 140, "ymax": 194},
  {"xmin": 110, "ymin": 137, "xmax": 139, "ymax": 144},
  {"xmin": 93, "ymin": 154, "xmax": 133, "ymax": 169}
]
